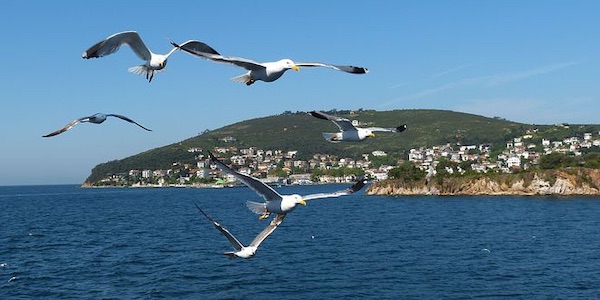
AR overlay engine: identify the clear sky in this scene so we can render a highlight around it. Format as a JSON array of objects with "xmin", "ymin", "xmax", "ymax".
[{"xmin": 2, "ymin": 1, "xmax": 599, "ymax": 186}]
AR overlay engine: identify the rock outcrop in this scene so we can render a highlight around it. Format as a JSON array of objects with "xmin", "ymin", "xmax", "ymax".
[{"xmin": 367, "ymin": 168, "xmax": 600, "ymax": 196}]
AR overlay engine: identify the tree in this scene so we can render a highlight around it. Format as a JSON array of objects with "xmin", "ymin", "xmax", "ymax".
[
  {"xmin": 583, "ymin": 152, "xmax": 600, "ymax": 169},
  {"xmin": 388, "ymin": 162, "xmax": 426, "ymax": 182},
  {"xmin": 269, "ymin": 167, "xmax": 288, "ymax": 177},
  {"xmin": 538, "ymin": 153, "xmax": 577, "ymax": 169},
  {"xmin": 435, "ymin": 157, "xmax": 458, "ymax": 173}
]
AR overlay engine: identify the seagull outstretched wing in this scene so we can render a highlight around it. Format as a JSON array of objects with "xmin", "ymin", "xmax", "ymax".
[
  {"xmin": 302, "ymin": 178, "xmax": 367, "ymax": 201},
  {"xmin": 295, "ymin": 62, "xmax": 368, "ymax": 74},
  {"xmin": 366, "ymin": 124, "xmax": 407, "ymax": 133},
  {"xmin": 171, "ymin": 40, "xmax": 265, "ymax": 72},
  {"xmin": 195, "ymin": 203, "xmax": 244, "ymax": 251},
  {"xmin": 249, "ymin": 214, "xmax": 286, "ymax": 247},
  {"xmin": 309, "ymin": 111, "xmax": 357, "ymax": 132},
  {"xmin": 83, "ymin": 31, "xmax": 151, "ymax": 61},
  {"xmin": 208, "ymin": 151, "xmax": 282, "ymax": 202},
  {"xmin": 42, "ymin": 117, "xmax": 87, "ymax": 137},
  {"xmin": 107, "ymin": 114, "xmax": 152, "ymax": 131}
]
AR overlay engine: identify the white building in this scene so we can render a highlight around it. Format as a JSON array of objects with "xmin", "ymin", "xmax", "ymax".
[
  {"xmin": 372, "ymin": 150, "xmax": 387, "ymax": 157},
  {"xmin": 507, "ymin": 156, "xmax": 521, "ymax": 168}
]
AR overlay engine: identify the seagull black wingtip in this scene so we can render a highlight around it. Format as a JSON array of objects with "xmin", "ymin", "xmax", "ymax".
[
  {"xmin": 350, "ymin": 178, "xmax": 367, "ymax": 193},
  {"xmin": 169, "ymin": 40, "xmax": 181, "ymax": 49},
  {"xmin": 355, "ymin": 67, "xmax": 369, "ymax": 74},
  {"xmin": 308, "ymin": 111, "xmax": 329, "ymax": 121},
  {"xmin": 194, "ymin": 203, "xmax": 209, "ymax": 219}
]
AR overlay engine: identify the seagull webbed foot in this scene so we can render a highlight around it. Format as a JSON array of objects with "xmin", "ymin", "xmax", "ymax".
[{"xmin": 258, "ymin": 212, "xmax": 270, "ymax": 220}]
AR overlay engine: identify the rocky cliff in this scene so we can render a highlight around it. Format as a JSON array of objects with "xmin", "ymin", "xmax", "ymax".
[{"xmin": 367, "ymin": 168, "xmax": 600, "ymax": 196}]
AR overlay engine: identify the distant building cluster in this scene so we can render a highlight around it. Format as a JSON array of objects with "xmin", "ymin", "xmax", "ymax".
[
  {"xmin": 95, "ymin": 128, "xmax": 600, "ymax": 187},
  {"xmin": 98, "ymin": 146, "xmax": 395, "ymax": 187},
  {"xmin": 409, "ymin": 128, "xmax": 600, "ymax": 177}
]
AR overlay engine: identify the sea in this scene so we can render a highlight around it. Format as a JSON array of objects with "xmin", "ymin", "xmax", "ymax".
[{"xmin": 1, "ymin": 184, "xmax": 599, "ymax": 299}]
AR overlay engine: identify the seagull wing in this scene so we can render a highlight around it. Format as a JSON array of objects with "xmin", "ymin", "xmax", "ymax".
[
  {"xmin": 83, "ymin": 31, "xmax": 151, "ymax": 61},
  {"xmin": 249, "ymin": 214, "xmax": 286, "ymax": 248},
  {"xmin": 170, "ymin": 40, "xmax": 220, "ymax": 56},
  {"xmin": 208, "ymin": 152, "xmax": 282, "ymax": 202},
  {"xmin": 42, "ymin": 117, "xmax": 86, "ymax": 137},
  {"xmin": 366, "ymin": 124, "xmax": 407, "ymax": 133},
  {"xmin": 309, "ymin": 111, "xmax": 356, "ymax": 132},
  {"xmin": 302, "ymin": 178, "xmax": 367, "ymax": 201},
  {"xmin": 107, "ymin": 114, "xmax": 152, "ymax": 131},
  {"xmin": 207, "ymin": 55, "xmax": 266, "ymax": 71},
  {"xmin": 195, "ymin": 203, "xmax": 244, "ymax": 251},
  {"xmin": 170, "ymin": 40, "xmax": 265, "ymax": 72},
  {"xmin": 295, "ymin": 62, "xmax": 368, "ymax": 74}
]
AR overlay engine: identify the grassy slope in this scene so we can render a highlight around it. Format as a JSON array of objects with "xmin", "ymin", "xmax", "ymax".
[{"xmin": 85, "ymin": 109, "xmax": 600, "ymax": 184}]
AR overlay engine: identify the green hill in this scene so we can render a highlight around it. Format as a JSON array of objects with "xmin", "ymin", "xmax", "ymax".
[{"xmin": 84, "ymin": 109, "xmax": 600, "ymax": 184}]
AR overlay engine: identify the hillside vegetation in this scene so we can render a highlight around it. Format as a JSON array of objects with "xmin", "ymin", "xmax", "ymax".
[{"xmin": 84, "ymin": 109, "xmax": 600, "ymax": 184}]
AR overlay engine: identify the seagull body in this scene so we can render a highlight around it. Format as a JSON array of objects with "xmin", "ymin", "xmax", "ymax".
[
  {"xmin": 42, "ymin": 113, "xmax": 152, "ymax": 137},
  {"xmin": 195, "ymin": 203, "xmax": 285, "ymax": 259},
  {"xmin": 83, "ymin": 31, "xmax": 219, "ymax": 82},
  {"xmin": 309, "ymin": 111, "xmax": 407, "ymax": 143},
  {"xmin": 208, "ymin": 151, "xmax": 366, "ymax": 219},
  {"xmin": 170, "ymin": 40, "xmax": 368, "ymax": 85}
]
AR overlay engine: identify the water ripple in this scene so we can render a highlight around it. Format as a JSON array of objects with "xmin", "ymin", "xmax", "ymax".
[{"xmin": 1, "ymin": 186, "xmax": 600, "ymax": 298}]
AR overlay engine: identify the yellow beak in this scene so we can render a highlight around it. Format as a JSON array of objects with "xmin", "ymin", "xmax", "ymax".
[
  {"xmin": 291, "ymin": 65, "xmax": 300, "ymax": 71},
  {"xmin": 369, "ymin": 133, "xmax": 375, "ymax": 137},
  {"xmin": 299, "ymin": 200, "xmax": 307, "ymax": 206}
]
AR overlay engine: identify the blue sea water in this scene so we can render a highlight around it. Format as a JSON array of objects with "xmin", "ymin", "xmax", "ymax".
[{"xmin": 1, "ymin": 184, "xmax": 600, "ymax": 299}]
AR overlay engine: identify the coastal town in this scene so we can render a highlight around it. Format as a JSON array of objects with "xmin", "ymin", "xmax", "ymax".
[{"xmin": 92, "ymin": 125, "xmax": 600, "ymax": 187}]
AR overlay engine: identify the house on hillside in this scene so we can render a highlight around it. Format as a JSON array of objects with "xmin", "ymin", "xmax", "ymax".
[{"xmin": 507, "ymin": 156, "xmax": 521, "ymax": 169}]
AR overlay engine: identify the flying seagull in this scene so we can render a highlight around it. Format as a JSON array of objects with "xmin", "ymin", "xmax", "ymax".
[
  {"xmin": 208, "ymin": 151, "xmax": 366, "ymax": 220},
  {"xmin": 83, "ymin": 31, "xmax": 219, "ymax": 82},
  {"xmin": 42, "ymin": 113, "xmax": 152, "ymax": 137},
  {"xmin": 309, "ymin": 111, "xmax": 407, "ymax": 143},
  {"xmin": 195, "ymin": 203, "xmax": 285, "ymax": 259},
  {"xmin": 170, "ymin": 40, "xmax": 368, "ymax": 85}
]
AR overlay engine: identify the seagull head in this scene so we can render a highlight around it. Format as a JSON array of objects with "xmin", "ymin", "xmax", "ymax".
[
  {"xmin": 363, "ymin": 129, "xmax": 375, "ymax": 139},
  {"xmin": 292, "ymin": 194, "xmax": 306, "ymax": 206},
  {"xmin": 149, "ymin": 55, "xmax": 168, "ymax": 70},
  {"xmin": 158, "ymin": 58, "xmax": 169, "ymax": 70},
  {"xmin": 292, "ymin": 194, "xmax": 307, "ymax": 206},
  {"xmin": 282, "ymin": 59, "xmax": 299, "ymax": 71},
  {"xmin": 281, "ymin": 194, "xmax": 307, "ymax": 213}
]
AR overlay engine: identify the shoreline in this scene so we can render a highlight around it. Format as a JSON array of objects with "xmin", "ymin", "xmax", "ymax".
[{"xmin": 366, "ymin": 168, "xmax": 600, "ymax": 196}]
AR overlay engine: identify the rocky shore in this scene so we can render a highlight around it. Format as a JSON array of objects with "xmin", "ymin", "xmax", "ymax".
[{"xmin": 366, "ymin": 168, "xmax": 600, "ymax": 196}]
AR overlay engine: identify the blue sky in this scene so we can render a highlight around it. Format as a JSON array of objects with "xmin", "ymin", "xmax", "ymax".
[{"xmin": 2, "ymin": 1, "xmax": 599, "ymax": 185}]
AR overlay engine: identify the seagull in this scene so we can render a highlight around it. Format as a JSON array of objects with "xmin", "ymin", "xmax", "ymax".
[
  {"xmin": 208, "ymin": 151, "xmax": 366, "ymax": 220},
  {"xmin": 195, "ymin": 203, "xmax": 285, "ymax": 259},
  {"xmin": 170, "ymin": 40, "xmax": 368, "ymax": 85},
  {"xmin": 309, "ymin": 111, "xmax": 407, "ymax": 143},
  {"xmin": 42, "ymin": 113, "xmax": 152, "ymax": 137},
  {"xmin": 83, "ymin": 31, "xmax": 219, "ymax": 82}
]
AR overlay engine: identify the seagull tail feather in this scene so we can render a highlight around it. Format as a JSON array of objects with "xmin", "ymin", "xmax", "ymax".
[
  {"xmin": 231, "ymin": 73, "xmax": 252, "ymax": 84},
  {"xmin": 223, "ymin": 252, "xmax": 237, "ymax": 259},
  {"xmin": 128, "ymin": 65, "xmax": 149, "ymax": 76},
  {"xmin": 246, "ymin": 201, "xmax": 267, "ymax": 215}
]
